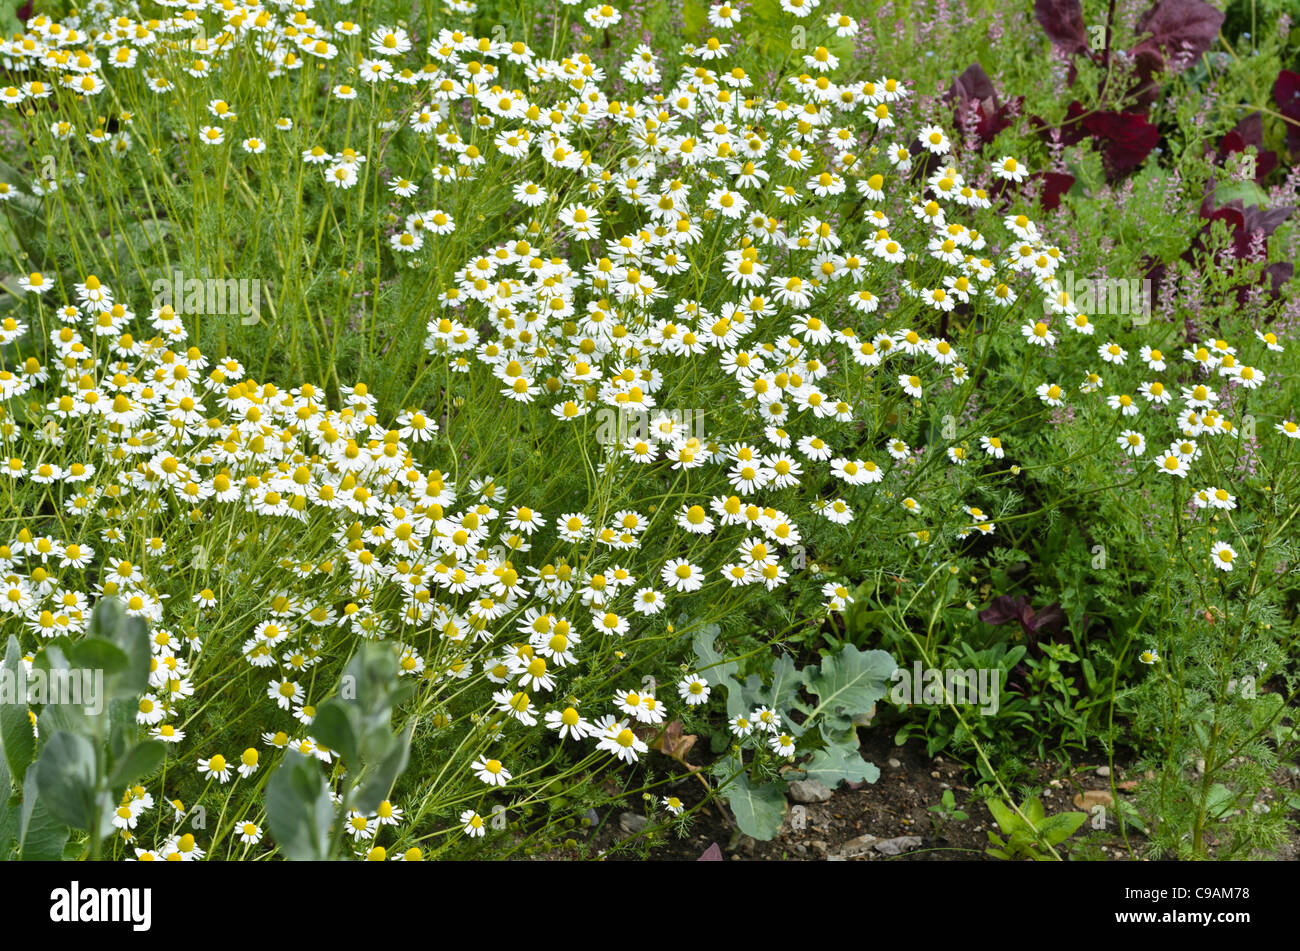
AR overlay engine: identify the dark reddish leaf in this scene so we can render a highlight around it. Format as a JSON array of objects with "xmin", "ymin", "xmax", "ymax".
[
  {"xmin": 1081, "ymin": 109, "xmax": 1159, "ymax": 176},
  {"xmin": 946, "ymin": 63, "xmax": 997, "ymax": 104},
  {"xmin": 978, "ymin": 595, "xmax": 1023, "ymax": 627},
  {"xmin": 979, "ymin": 595, "xmax": 1068, "ymax": 657},
  {"xmin": 1217, "ymin": 114, "xmax": 1277, "ymax": 182},
  {"xmin": 697, "ymin": 842, "xmax": 723, "ymax": 861},
  {"xmin": 978, "ymin": 96, "xmax": 1021, "ymax": 144},
  {"xmin": 1241, "ymin": 203, "xmax": 1294, "ymax": 241},
  {"xmin": 1217, "ymin": 130, "xmax": 1245, "ymax": 158},
  {"xmin": 947, "ymin": 65, "xmax": 1014, "ymax": 148},
  {"xmin": 1034, "ymin": 0, "xmax": 1088, "ymax": 56},
  {"xmin": 1024, "ymin": 602, "xmax": 1066, "ymax": 635},
  {"xmin": 1133, "ymin": 0, "xmax": 1224, "ymax": 63},
  {"xmin": 1057, "ymin": 101, "xmax": 1089, "ymax": 146},
  {"xmin": 1264, "ymin": 262, "xmax": 1294, "ymax": 297},
  {"xmin": 1234, "ymin": 262, "xmax": 1295, "ymax": 305},
  {"xmin": 1228, "ymin": 112, "xmax": 1264, "ymax": 149},
  {"xmin": 1275, "ymin": 70, "xmax": 1300, "ymax": 156},
  {"xmin": 1034, "ymin": 171, "xmax": 1075, "ymax": 210},
  {"xmin": 1124, "ymin": 48, "xmax": 1167, "ymax": 112}
]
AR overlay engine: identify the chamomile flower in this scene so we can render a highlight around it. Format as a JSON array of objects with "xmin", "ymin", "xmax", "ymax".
[
  {"xmin": 661, "ymin": 558, "xmax": 704, "ymax": 592},
  {"xmin": 597, "ymin": 717, "xmax": 648, "ymax": 763},
  {"xmin": 1210, "ymin": 542, "xmax": 1237, "ymax": 572},
  {"xmin": 197, "ymin": 753, "xmax": 233, "ymax": 783},
  {"xmin": 678, "ymin": 674, "xmax": 711, "ymax": 705},
  {"xmin": 471, "ymin": 757, "xmax": 512, "ymax": 786},
  {"xmin": 461, "ymin": 809, "xmax": 486, "ymax": 837}
]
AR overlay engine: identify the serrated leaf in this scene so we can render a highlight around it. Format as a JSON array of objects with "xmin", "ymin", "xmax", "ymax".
[
  {"xmin": 720, "ymin": 768, "xmax": 786, "ymax": 841},
  {"xmin": 758, "ymin": 654, "xmax": 803, "ymax": 719},
  {"xmin": 803, "ymin": 743, "xmax": 880, "ymax": 787},
  {"xmin": 805, "ymin": 646, "xmax": 896, "ymax": 730},
  {"xmin": 692, "ymin": 623, "xmax": 745, "ymax": 718},
  {"xmin": 1204, "ymin": 783, "xmax": 1236, "ymax": 819}
]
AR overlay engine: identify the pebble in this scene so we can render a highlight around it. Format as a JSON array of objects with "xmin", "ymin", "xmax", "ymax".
[
  {"xmin": 888, "ymin": 757, "xmax": 901, "ymax": 769},
  {"xmin": 618, "ymin": 812, "xmax": 647, "ymax": 835},
  {"xmin": 788, "ymin": 779, "xmax": 834, "ymax": 803},
  {"xmin": 873, "ymin": 835, "xmax": 923, "ymax": 856},
  {"xmin": 1073, "ymin": 790, "xmax": 1114, "ymax": 810},
  {"xmin": 930, "ymin": 770, "xmax": 940, "ymax": 779},
  {"xmin": 837, "ymin": 834, "xmax": 878, "ymax": 858},
  {"xmin": 1097, "ymin": 765, "xmax": 1111, "ymax": 778}
]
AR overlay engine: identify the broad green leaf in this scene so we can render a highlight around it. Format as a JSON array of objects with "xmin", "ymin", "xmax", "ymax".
[
  {"xmin": 1204, "ymin": 783, "xmax": 1236, "ymax": 819},
  {"xmin": 107, "ymin": 741, "xmax": 166, "ymax": 797},
  {"xmin": 266, "ymin": 749, "xmax": 333, "ymax": 860},
  {"xmin": 757, "ymin": 654, "xmax": 803, "ymax": 719},
  {"xmin": 354, "ymin": 723, "xmax": 412, "ymax": 815},
  {"xmin": 986, "ymin": 798, "xmax": 1016, "ymax": 834},
  {"xmin": 66, "ymin": 637, "xmax": 129, "ymax": 684},
  {"xmin": 34, "ymin": 731, "xmax": 103, "ymax": 833},
  {"xmin": 1025, "ymin": 796, "xmax": 1045, "ymax": 825},
  {"xmin": 309, "ymin": 701, "xmax": 359, "ymax": 772},
  {"xmin": 805, "ymin": 646, "xmax": 896, "ymax": 730},
  {"xmin": 346, "ymin": 641, "xmax": 400, "ymax": 717},
  {"xmin": 1038, "ymin": 811, "xmax": 1088, "ymax": 845},
  {"xmin": 0, "ymin": 749, "xmax": 15, "ymax": 858},
  {"xmin": 0, "ymin": 635, "xmax": 36, "ymax": 783},
  {"xmin": 100, "ymin": 603, "xmax": 151, "ymax": 700},
  {"xmin": 19, "ymin": 769, "xmax": 70, "ymax": 861},
  {"xmin": 803, "ymin": 741, "xmax": 879, "ymax": 787},
  {"xmin": 1214, "ymin": 180, "xmax": 1268, "ymax": 209},
  {"xmin": 691, "ymin": 623, "xmax": 745, "ymax": 717},
  {"xmin": 720, "ymin": 768, "xmax": 786, "ymax": 841}
]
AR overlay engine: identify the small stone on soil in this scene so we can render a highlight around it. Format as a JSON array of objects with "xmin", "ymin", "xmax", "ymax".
[
  {"xmin": 788, "ymin": 778, "xmax": 834, "ymax": 803},
  {"xmin": 618, "ymin": 812, "xmax": 647, "ymax": 835}
]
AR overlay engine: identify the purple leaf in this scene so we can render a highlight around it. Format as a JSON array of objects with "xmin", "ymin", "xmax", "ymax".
[
  {"xmin": 1034, "ymin": 171, "xmax": 1076, "ymax": 210},
  {"xmin": 1216, "ymin": 116, "xmax": 1276, "ymax": 182},
  {"xmin": 978, "ymin": 595, "xmax": 1024, "ymax": 627},
  {"xmin": 947, "ymin": 63, "xmax": 997, "ymax": 104},
  {"xmin": 1024, "ymin": 602, "xmax": 1066, "ymax": 635},
  {"xmin": 1274, "ymin": 70, "xmax": 1300, "ymax": 156},
  {"xmin": 697, "ymin": 842, "xmax": 723, "ymax": 861},
  {"xmin": 1134, "ymin": 0, "xmax": 1225, "ymax": 64},
  {"xmin": 1080, "ymin": 109, "xmax": 1160, "ymax": 177},
  {"xmin": 1034, "ymin": 0, "xmax": 1088, "ymax": 56}
]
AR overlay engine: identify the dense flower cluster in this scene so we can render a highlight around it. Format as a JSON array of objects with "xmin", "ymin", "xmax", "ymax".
[{"xmin": 0, "ymin": 0, "xmax": 1292, "ymax": 859}]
